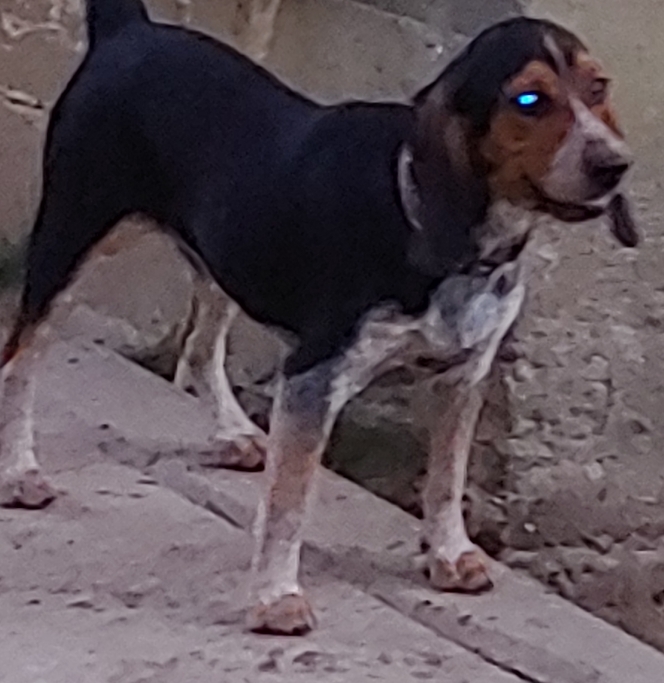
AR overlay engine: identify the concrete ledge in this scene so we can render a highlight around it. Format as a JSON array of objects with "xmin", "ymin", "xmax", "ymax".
[{"xmin": 27, "ymin": 338, "xmax": 664, "ymax": 682}]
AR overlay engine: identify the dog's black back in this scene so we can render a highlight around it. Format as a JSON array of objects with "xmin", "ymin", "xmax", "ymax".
[{"xmin": 19, "ymin": 0, "xmax": 455, "ymax": 373}]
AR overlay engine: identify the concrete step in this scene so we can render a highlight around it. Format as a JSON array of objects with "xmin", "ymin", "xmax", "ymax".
[
  {"xmin": 25, "ymin": 337, "xmax": 664, "ymax": 683},
  {"xmin": 0, "ymin": 462, "xmax": 521, "ymax": 683},
  {"xmin": 2, "ymin": 340, "xmax": 526, "ymax": 683}
]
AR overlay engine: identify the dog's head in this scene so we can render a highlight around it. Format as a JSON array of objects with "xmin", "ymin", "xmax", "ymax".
[{"xmin": 407, "ymin": 17, "xmax": 637, "ymax": 274}]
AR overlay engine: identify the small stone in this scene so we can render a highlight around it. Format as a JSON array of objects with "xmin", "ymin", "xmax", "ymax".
[
  {"xmin": 584, "ymin": 462, "xmax": 605, "ymax": 482},
  {"xmin": 513, "ymin": 359, "xmax": 536, "ymax": 383},
  {"xmin": 503, "ymin": 550, "xmax": 538, "ymax": 569},
  {"xmin": 580, "ymin": 354, "xmax": 610, "ymax": 381},
  {"xmin": 512, "ymin": 417, "xmax": 537, "ymax": 437},
  {"xmin": 584, "ymin": 534, "xmax": 614, "ymax": 554}
]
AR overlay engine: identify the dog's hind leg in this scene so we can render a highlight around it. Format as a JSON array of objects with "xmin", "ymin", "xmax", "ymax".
[
  {"xmin": 174, "ymin": 275, "xmax": 229, "ymax": 403},
  {"xmin": 0, "ymin": 215, "xmax": 116, "ymax": 507},
  {"xmin": 174, "ymin": 274, "xmax": 266, "ymax": 470},
  {"xmin": 0, "ymin": 286, "xmax": 79, "ymax": 508},
  {"xmin": 0, "ymin": 327, "xmax": 56, "ymax": 508},
  {"xmin": 0, "ymin": 213, "xmax": 111, "ymax": 509},
  {"xmin": 0, "ymin": 142, "xmax": 136, "ymax": 507}
]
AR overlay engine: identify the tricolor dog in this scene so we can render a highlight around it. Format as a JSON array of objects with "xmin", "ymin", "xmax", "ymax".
[{"xmin": 0, "ymin": 0, "xmax": 638, "ymax": 635}]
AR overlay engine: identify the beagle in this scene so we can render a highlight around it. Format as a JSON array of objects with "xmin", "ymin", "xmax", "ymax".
[{"xmin": 0, "ymin": 0, "xmax": 638, "ymax": 636}]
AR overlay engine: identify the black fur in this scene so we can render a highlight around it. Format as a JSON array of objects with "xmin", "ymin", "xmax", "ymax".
[
  {"xmin": 86, "ymin": 0, "xmax": 149, "ymax": 46},
  {"xmin": 8, "ymin": 3, "xmax": 573, "ymax": 375}
]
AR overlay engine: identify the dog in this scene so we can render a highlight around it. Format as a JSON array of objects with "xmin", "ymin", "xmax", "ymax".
[{"xmin": 0, "ymin": 0, "xmax": 638, "ymax": 635}]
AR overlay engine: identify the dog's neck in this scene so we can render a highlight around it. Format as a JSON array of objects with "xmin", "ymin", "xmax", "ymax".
[
  {"xmin": 474, "ymin": 199, "xmax": 544, "ymax": 266},
  {"xmin": 398, "ymin": 146, "xmax": 541, "ymax": 274},
  {"xmin": 398, "ymin": 143, "xmax": 488, "ymax": 277}
]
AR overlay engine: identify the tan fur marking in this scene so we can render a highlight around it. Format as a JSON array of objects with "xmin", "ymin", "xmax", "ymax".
[
  {"xmin": 574, "ymin": 52, "xmax": 609, "ymax": 81},
  {"xmin": 504, "ymin": 60, "xmax": 561, "ymax": 100},
  {"xmin": 480, "ymin": 60, "xmax": 573, "ymax": 205},
  {"xmin": 574, "ymin": 52, "xmax": 624, "ymax": 138},
  {"xmin": 480, "ymin": 49, "xmax": 628, "ymax": 208}
]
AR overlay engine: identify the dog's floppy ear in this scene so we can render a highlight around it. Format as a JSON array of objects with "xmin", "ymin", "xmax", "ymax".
[{"xmin": 405, "ymin": 79, "xmax": 489, "ymax": 276}]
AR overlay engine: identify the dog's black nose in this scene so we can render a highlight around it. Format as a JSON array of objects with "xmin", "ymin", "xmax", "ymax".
[{"xmin": 590, "ymin": 160, "xmax": 630, "ymax": 192}]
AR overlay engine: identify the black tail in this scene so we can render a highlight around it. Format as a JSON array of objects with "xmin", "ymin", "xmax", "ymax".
[{"xmin": 86, "ymin": 0, "xmax": 149, "ymax": 46}]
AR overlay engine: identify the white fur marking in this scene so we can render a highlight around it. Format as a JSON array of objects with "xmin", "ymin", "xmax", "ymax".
[
  {"xmin": 329, "ymin": 257, "xmax": 527, "ymax": 410},
  {"xmin": 544, "ymin": 97, "xmax": 631, "ymax": 204},
  {"xmin": 211, "ymin": 302, "xmax": 263, "ymax": 438},
  {"xmin": 7, "ymin": 379, "xmax": 38, "ymax": 475},
  {"xmin": 252, "ymin": 494, "xmax": 304, "ymax": 602},
  {"xmin": 423, "ymin": 387, "xmax": 484, "ymax": 564},
  {"xmin": 1, "ymin": 361, "xmax": 39, "ymax": 477}
]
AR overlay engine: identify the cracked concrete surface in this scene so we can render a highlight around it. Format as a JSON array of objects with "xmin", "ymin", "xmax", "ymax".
[{"xmin": 2, "ymin": 0, "xmax": 664, "ymax": 671}]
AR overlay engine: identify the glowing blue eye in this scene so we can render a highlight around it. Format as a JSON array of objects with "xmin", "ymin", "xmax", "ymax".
[{"xmin": 516, "ymin": 92, "xmax": 540, "ymax": 107}]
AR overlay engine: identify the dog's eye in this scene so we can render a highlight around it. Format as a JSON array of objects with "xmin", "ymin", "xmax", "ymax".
[{"xmin": 512, "ymin": 91, "xmax": 550, "ymax": 116}]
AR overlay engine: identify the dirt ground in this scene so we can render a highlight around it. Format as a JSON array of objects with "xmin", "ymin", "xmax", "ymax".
[{"xmin": 2, "ymin": 0, "xmax": 664, "ymax": 667}]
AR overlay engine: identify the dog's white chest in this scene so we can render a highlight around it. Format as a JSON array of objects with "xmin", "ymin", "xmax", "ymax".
[
  {"xmin": 332, "ymin": 261, "xmax": 526, "ymax": 407},
  {"xmin": 440, "ymin": 263, "xmax": 526, "ymax": 383}
]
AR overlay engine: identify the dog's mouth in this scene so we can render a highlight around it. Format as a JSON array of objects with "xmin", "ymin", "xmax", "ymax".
[
  {"xmin": 532, "ymin": 185, "xmax": 640, "ymax": 247},
  {"xmin": 536, "ymin": 194, "xmax": 605, "ymax": 223}
]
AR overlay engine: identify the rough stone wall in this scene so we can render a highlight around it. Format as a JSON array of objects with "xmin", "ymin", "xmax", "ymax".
[
  {"xmin": 492, "ymin": 0, "xmax": 664, "ymax": 650},
  {"xmin": 2, "ymin": 0, "xmax": 664, "ymax": 651}
]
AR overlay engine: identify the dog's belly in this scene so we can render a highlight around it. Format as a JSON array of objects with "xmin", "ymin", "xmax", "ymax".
[{"xmin": 329, "ymin": 261, "xmax": 526, "ymax": 411}]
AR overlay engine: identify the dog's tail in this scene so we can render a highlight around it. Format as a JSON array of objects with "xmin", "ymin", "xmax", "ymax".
[{"xmin": 86, "ymin": 0, "xmax": 149, "ymax": 47}]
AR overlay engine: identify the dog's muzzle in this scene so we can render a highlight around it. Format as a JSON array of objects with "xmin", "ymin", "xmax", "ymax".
[{"xmin": 583, "ymin": 139, "xmax": 633, "ymax": 198}]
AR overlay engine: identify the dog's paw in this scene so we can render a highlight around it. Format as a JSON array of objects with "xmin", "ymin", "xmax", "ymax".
[
  {"xmin": 199, "ymin": 433, "xmax": 266, "ymax": 471},
  {"xmin": 0, "ymin": 468, "xmax": 59, "ymax": 509},
  {"xmin": 427, "ymin": 548, "xmax": 493, "ymax": 594},
  {"xmin": 246, "ymin": 594, "xmax": 317, "ymax": 635}
]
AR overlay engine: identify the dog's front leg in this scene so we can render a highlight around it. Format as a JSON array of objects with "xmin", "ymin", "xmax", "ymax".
[
  {"xmin": 421, "ymin": 382, "xmax": 493, "ymax": 593},
  {"xmin": 247, "ymin": 362, "xmax": 334, "ymax": 635}
]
